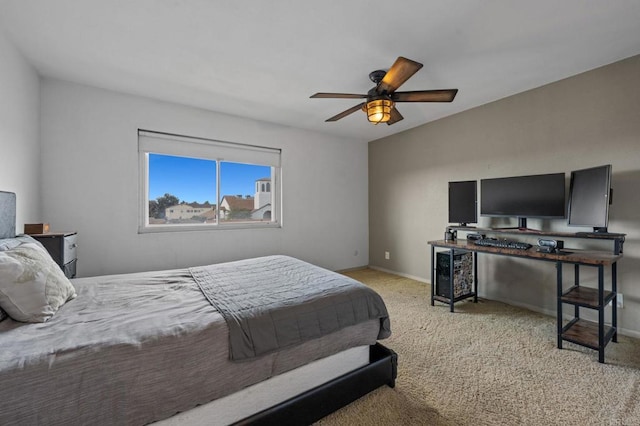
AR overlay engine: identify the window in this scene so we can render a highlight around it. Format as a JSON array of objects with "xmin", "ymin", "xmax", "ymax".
[{"xmin": 139, "ymin": 130, "xmax": 281, "ymax": 232}]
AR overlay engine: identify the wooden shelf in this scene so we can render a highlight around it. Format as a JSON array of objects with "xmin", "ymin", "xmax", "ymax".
[
  {"xmin": 447, "ymin": 226, "xmax": 626, "ymax": 254},
  {"xmin": 448, "ymin": 225, "xmax": 625, "ymax": 240},
  {"xmin": 561, "ymin": 318, "xmax": 616, "ymax": 350},
  {"xmin": 429, "ymin": 239, "xmax": 621, "ymax": 266},
  {"xmin": 561, "ymin": 286, "xmax": 615, "ymax": 309}
]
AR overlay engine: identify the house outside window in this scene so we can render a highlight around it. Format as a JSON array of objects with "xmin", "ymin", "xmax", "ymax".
[{"xmin": 138, "ymin": 130, "xmax": 281, "ymax": 232}]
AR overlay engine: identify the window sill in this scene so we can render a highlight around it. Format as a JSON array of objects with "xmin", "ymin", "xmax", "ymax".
[{"xmin": 138, "ymin": 222, "xmax": 282, "ymax": 234}]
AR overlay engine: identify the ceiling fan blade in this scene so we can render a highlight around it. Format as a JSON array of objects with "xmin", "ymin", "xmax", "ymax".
[
  {"xmin": 325, "ymin": 102, "xmax": 366, "ymax": 122},
  {"xmin": 310, "ymin": 93, "xmax": 367, "ymax": 99},
  {"xmin": 392, "ymin": 89, "xmax": 458, "ymax": 102},
  {"xmin": 387, "ymin": 107, "xmax": 404, "ymax": 125},
  {"xmin": 376, "ymin": 57, "xmax": 423, "ymax": 94}
]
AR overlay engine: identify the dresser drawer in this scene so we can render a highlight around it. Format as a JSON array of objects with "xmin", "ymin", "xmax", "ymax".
[
  {"xmin": 63, "ymin": 259, "xmax": 77, "ymax": 279},
  {"xmin": 31, "ymin": 232, "xmax": 78, "ymax": 269},
  {"xmin": 62, "ymin": 233, "xmax": 78, "ymax": 264}
]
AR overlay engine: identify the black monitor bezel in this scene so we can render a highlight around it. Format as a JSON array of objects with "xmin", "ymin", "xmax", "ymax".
[
  {"xmin": 567, "ymin": 164, "xmax": 612, "ymax": 230},
  {"xmin": 448, "ymin": 180, "xmax": 478, "ymax": 225},
  {"xmin": 480, "ymin": 172, "xmax": 566, "ymax": 220}
]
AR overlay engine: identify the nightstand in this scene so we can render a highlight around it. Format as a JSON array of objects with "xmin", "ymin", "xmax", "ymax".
[{"xmin": 30, "ymin": 232, "xmax": 78, "ymax": 278}]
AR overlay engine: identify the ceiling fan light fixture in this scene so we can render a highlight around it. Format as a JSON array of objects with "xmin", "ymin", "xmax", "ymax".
[
  {"xmin": 311, "ymin": 57, "xmax": 457, "ymax": 126},
  {"xmin": 365, "ymin": 98, "xmax": 394, "ymax": 124}
]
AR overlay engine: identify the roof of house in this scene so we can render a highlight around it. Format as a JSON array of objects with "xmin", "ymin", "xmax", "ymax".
[
  {"xmin": 221, "ymin": 195, "xmax": 254, "ymax": 211},
  {"xmin": 252, "ymin": 203, "xmax": 271, "ymax": 214}
]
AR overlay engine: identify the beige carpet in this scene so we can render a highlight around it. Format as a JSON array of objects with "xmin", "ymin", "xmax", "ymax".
[{"xmin": 316, "ymin": 268, "xmax": 640, "ymax": 426}]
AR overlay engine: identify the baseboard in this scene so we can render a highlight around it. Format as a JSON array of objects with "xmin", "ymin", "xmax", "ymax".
[
  {"xmin": 612, "ymin": 325, "xmax": 640, "ymax": 339},
  {"xmin": 368, "ymin": 265, "xmax": 428, "ymax": 284},
  {"xmin": 336, "ymin": 265, "xmax": 369, "ymax": 273}
]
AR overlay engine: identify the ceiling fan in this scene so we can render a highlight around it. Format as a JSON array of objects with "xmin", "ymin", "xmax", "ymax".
[{"xmin": 310, "ymin": 56, "xmax": 458, "ymax": 125}]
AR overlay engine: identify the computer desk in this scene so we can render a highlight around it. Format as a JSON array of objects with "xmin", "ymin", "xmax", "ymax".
[{"xmin": 428, "ymin": 237, "xmax": 623, "ymax": 363}]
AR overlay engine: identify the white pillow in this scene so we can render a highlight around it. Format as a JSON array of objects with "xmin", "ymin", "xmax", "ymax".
[{"xmin": 0, "ymin": 240, "xmax": 76, "ymax": 322}]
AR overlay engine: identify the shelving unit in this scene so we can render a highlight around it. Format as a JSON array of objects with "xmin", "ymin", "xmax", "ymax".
[{"xmin": 557, "ymin": 262, "xmax": 618, "ymax": 363}]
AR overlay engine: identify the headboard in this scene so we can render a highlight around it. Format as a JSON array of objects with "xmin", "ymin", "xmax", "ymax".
[{"xmin": 0, "ymin": 191, "xmax": 17, "ymax": 239}]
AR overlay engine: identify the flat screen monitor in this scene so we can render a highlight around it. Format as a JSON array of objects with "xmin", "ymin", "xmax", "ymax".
[
  {"xmin": 448, "ymin": 180, "xmax": 477, "ymax": 225},
  {"xmin": 480, "ymin": 172, "xmax": 566, "ymax": 223},
  {"xmin": 568, "ymin": 164, "xmax": 612, "ymax": 231}
]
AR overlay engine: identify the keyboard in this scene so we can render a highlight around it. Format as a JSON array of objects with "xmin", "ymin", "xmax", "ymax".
[{"xmin": 473, "ymin": 238, "xmax": 532, "ymax": 250}]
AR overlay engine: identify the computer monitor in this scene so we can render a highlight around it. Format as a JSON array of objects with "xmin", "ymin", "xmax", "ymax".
[
  {"xmin": 480, "ymin": 172, "xmax": 566, "ymax": 230},
  {"xmin": 448, "ymin": 180, "xmax": 477, "ymax": 226},
  {"xmin": 568, "ymin": 164, "xmax": 612, "ymax": 232}
]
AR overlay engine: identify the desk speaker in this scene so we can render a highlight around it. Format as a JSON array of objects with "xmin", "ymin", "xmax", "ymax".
[{"xmin": 467, "ymin": 233, "xmax": 485, "ymax": 241}]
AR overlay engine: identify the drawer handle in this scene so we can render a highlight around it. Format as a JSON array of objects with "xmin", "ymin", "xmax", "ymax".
[{"xmin": 70, "ymin": 243, "xmax": 77, "ymax": 248}]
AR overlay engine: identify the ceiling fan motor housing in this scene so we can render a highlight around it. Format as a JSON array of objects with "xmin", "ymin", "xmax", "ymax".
[{"xmin": 369, "ymin": 69, "xmax": 387, "ymax": 85}]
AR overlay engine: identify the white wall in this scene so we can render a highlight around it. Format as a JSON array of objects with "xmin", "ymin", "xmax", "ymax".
[
  {"xmin": 0, "ymin": 29, "xmax": 41, "ymax": 230},
  {"xmin": 40, "ymin": 79, "xmax": 368, "ymax": 276},
  {"xmin": 369, "ymin": 55, "xmax": 640, "ymax": 334}
]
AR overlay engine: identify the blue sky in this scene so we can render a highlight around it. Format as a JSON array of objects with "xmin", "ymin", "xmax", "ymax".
[{"xmin": 148, "ymin": 154, "xmax": 270, "ymax": 204}]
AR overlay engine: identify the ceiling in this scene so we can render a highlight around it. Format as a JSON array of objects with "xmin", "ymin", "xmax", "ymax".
[{"xmin": 1, "ymin": 1, "xmax": 639, "ymax": 143}]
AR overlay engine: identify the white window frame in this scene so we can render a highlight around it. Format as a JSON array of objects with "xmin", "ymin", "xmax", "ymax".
[{"xmin": 138, "ymin": 130, "xmax": 282, "ymax": 233}]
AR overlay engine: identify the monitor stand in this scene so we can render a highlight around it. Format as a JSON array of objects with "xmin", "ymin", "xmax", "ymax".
[
  {"xmin": 493, "ymin": 218, "xmax": 536, "ymax": 232},
  {"xmin": 518, "ymin": 217, "xmax": 528, "ymax": 230},
  {"xmin": 593, "ymin": 227, "xmax": 608, "ymax": 233}
]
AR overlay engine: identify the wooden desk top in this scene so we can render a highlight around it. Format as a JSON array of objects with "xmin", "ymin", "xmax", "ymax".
[
  {"xmin": 446, "ymin": 226, "xmax": 626, "ymax": 241},
  {"xmin": 428, "ymin": 239, "xmax": 622, "ymax": 266}
]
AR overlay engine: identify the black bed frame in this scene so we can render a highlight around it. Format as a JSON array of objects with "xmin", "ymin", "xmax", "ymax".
[{"xmin": 234, "ymin": 343, "xmax": 397, "ymax": 425}]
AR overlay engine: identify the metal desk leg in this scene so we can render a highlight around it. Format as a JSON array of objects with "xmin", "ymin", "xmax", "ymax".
[
  {"xmin": 473, "ymin": 252, "xmax": 478, "ymax": 303},
  {"xmin": 449, "ymin": 248, "xmax": 454, "ymax": 313},
  {"xmin": 557, "ymin": 262, "xmax": 563, "ymax": 350},
  {"xmin": 612, "ymin": 262, "xmax": 618, "ymax": 343},
  {"xmin": 598, "ymin": 265, "xmax": 605, "ymax": 363},
  {"xmin": 430, "ymin": 245, "xmax": 435, "ymax": 306},
  {"xmin": 574, "ymin": 264, "xmax": 580, "ymax": 319}
]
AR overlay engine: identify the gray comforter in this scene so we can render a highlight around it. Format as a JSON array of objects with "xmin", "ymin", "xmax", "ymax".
[
  {"xmin": 191, "ymin": 255, "xmax": 391, "ymax": 360},
  {"xmin": 0, "ymin": 257, "xmax": 387, "ymax": 425}
]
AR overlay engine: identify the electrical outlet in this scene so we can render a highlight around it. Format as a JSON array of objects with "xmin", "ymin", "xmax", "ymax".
[
  {"xmin": 617, "ymin": 293, "xmax": 624, "ymax": 308},
  {"xmin": 384, "ymin": 251, "xmax": 390, "ymax": 260}
]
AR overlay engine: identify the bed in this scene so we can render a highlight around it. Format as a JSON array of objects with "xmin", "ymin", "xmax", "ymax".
[{"xmin": 0, "ymin": 191, "xmax": 396, "ymax": 425}]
